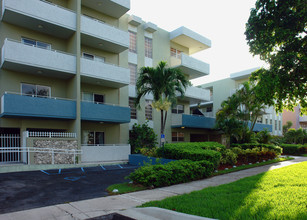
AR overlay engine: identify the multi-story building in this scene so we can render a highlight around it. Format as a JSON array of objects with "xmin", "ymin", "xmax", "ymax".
[
  {"xmin": 283, "ymin": 106, "xmax": 307, "ymax": 131},
  {"xmin": 0, "ymin": 0, "xmax": 212, "ymax": 160},
  {"xmin": 198, "ymin": 68, "xmax": 282, "ymax": 136}
]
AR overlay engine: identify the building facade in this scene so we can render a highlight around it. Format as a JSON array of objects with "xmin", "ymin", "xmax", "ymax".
[
  {"xmin": 199, "ymin": 68, "xmax": 282, "ymax": 136},
  {"xmin": 283, "ymin": 106, "xmax": 307, "ymax": 131},
  {"xmin": 0, "ymin": 0, "xmax": 213, "ymax": 151}
]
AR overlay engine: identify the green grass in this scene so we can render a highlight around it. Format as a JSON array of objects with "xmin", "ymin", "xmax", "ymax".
[
  {"xmin": 141, "ymin": 162, "xmax": 307, "ymax": 220},
  {"xmin": 106, "ymin": 183, "xmax": 147, "ymax": 195},
  {"xmin": 214, "ymin": 157, "xmax": 292, "ymax": 175}
]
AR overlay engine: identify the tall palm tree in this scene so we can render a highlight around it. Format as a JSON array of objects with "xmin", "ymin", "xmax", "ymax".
[{"xmin": 136, "ymin": 61, "xmax": 190, "ymax": 145}]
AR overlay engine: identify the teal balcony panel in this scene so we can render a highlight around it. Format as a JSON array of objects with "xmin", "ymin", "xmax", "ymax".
[
  {"xmin": 250, "ymin": 122, "xmax": 272, "ymax": 132},
  {"xmin": 81, "ymin": 102, "xmax": 130, "ymax": 123},
  {"xmin": 1, "ymin": 93, "xmax": 76, "ymax": 119},
  {"xmin": 172, "ymin": 114, "xmax": 216, "ymax": 129}
]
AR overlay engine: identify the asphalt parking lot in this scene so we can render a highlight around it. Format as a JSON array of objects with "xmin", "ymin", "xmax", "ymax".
[{"xmin": 0, "ymin": 164, "xmax": 139, "ymax": 214}]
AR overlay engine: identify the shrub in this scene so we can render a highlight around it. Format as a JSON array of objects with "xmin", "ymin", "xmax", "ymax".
[
  {"xmin": 231, "ymin": 143, "xmax": 282, "ymax": 155},
  {"xmin": 231, "ymin": 146, "xmax": 277, "ymax": 163},
  {"xmin": 127, "ymin": 160, "xmax": 214, "ymax": 187},
  {"xmin": 156, "ymin": 142, "xmax": 222, "ymax": 167},
  {"xmin": 129, "ymin": 122, "xmax": 158, "ymax": 154},
  {"xmin": 280, "ymin": 144, "xmax": 307, "ymax": 155},
  {"xmin": 139, "ymin": 147, "xmax": 158, "ymax": 157},
  {"xmin": 220, "ymin": 149, "xmax": 238, "ymax": 165}
]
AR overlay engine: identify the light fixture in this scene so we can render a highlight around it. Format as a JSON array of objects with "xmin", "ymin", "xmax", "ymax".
[
  {"xmin": 100, "ymin": 122, "xmax": 104, "ymax": 124},
  {"xmin": 181, "ymin": 126, "xmax": 185, "ymax": 129},
  {"xmin": 38, "ymin": 24, "xmax": 43, "ymax": 29},
  {"xmin": 37, "ymin": 70, "xmax": 43, "ymax": 74},
  {"xmin": 98, "ymin": 43, "xmax": 103, "ymax": 47}
]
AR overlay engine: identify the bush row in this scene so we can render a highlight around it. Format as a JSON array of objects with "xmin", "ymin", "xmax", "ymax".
[
  {"xmin": 128, "ymin": 160, "xmax": 214, "ymax": 187},
  {"xmin": 280, "ymin": 144, "xmax": 307, "ymax": 155},
  {"xmin": 231, "ymin": 143, "xmax": 283, "ymax": 154},
  {"xmin": 231, "ymin": 147, "xmax": 277, "ymax": 164},
  {"xmin": 156, "ymin": 142, "xmax": 222, "ymax": 167}
]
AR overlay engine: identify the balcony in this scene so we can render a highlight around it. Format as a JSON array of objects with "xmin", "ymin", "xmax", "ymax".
[
  {"xmin": 170, "ymin": 26, "xmax": 211, "ymax": 55},
  {"xmin": 299, "ymin": 115, "xmax": 307, "ymax": 122},
  {"xmin": 250, "ymin": 122, "xmax": 272, "ymax": 132},
  {"xmin": 81, "ymin": 102, "xmax": 130, "ymax": 123},
  {"xmin": 179, "ymin": 86, "xmax": 210, "ymax": 104},
  {"xmin": 81, "ymin": 0, "xmax": 130, "ymax": 19},
  {"xmin": 172, "ymin": 114, "xmax": 216, "ymax": 129},
  {"xmin": 0, "ymin": 93, "xmax": 76, "ymax": 119},
  {"xmin": 81, "ymin": 15, "xmax": 129, "ymax": 53},
  {"xmin": 80, "ymin": 58, "xmax": 129, "ymax": 88},
  {"xmin": 1, "ymin": 39, "xmax": 76, "ymax": 78},
  {"xmin": 1, "ymin": 0, "xmax": 76, "ymax": 39},
  {"xmin": 171, "ymin": 54, "xmax": 209, "ymax": 79}
]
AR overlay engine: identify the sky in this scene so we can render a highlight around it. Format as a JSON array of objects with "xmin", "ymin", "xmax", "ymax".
[{"xmin": 129, "ymin": 0, "xmax": 266, "ymax": 86}]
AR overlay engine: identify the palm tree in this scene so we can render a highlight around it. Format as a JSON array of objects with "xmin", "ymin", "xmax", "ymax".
[{"xmin": 136, "ymin": 61, "xmax": 190, "ymax": 145}]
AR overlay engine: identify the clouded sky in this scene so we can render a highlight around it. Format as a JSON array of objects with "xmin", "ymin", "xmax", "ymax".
[{"xmin": 129, "ymin": 0, "xmax": 265, "ymax": 85}]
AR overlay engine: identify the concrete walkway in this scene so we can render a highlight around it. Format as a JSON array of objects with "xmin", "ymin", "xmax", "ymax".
[{"xmin": 1, "ymin": 156, "xmax": 306, "ymax": 220}]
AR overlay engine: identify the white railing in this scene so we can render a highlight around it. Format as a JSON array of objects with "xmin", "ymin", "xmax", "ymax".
[
  {"xmin": 26, "ymin": 131, "xmax": 77, "ymax": 138},
  {"xmin": 5, "ymin": 38, "xmax": 76, "ymax": 57},
  {"xmin": 0, "ymin": 147, "xmax": 82, "ymax": 164},
  {"xmin": 0, "ymin": 134, "xmax": 20, "ymax": 163},
  {"xmin": 81, "ymin": 99, "xmax": 130, "ymax": 108},
  {"xmin": 3, "ymin": 91, "xmax": 75, "ymax": 102}
]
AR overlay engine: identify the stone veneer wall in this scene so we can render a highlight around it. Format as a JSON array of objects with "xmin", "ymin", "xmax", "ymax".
[{"xmin": 32, "ymin": 139, "xmax": 78, "ymax": 164}]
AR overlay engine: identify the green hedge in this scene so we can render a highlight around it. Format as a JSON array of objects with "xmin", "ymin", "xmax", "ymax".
[
  {"xmin": 231, "ymin": 143, "xmax": 282, "ymax": 155},
  {"xmin": 156, "ymin": 142, "xmax": 222, "ymax": 167},
  {"xmin": 128, "ymin": 160, "xmax": 214, "ymax": 187},
  {"xmin": 231, "ymin": 147, "xmax": 278, "ymax": 163},
  {"xmin": 280, "ymin": 144, "xmax": 307, "ymax": 155}
]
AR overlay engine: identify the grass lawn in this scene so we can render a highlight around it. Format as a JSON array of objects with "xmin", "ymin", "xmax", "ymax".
[
  {"xmin": 141, "ymin": 162, "xmax": 307, "ymax": 220},
  {"xmin": 106, "ymin": 183, "xmax": 147, "ymax": 195}
]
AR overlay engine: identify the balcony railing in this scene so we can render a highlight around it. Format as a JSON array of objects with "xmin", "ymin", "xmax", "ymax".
[
  {"xmin": 1, "ymin": 38, "xmax": 76, "ymax": 78},
  {"xmin": 81, "ymin": 101, "xmax": 130, "ymax": 123},
  {"xmin": 170, "ymin": 53, "xmax": 209, "ymax": 79},
  {"xmin": 0, "ymin": 92, "xmax": 76, "ymax": 119},
  {"xmin": 81, "ymin": 15, "xmax": 129, "ymax": 53},
  {"xmin": 1, "ymin": 0, "xmax": 76, "ymax": 38}
]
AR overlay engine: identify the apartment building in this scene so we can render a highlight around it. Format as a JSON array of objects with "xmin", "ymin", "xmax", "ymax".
[
  {"xmin": 0, "ymin": 0, "xmax": 213, "ymax": 154},
  {"xmin": 283, "ymin": 106, "xmax": 307, "ymax": 130},
  {"xmin": 198, "ymin": 68, "xmax": 282, "ymax": 136}
]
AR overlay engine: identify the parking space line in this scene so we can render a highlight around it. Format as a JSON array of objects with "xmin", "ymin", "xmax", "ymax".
[
  {"xmin": 118, "ymin": 164, "xmax": 123, "ymax": 169},
  {"xmin": 101, "ymin": 165, "xmax": 106, "ymax": 170},
  {"xmin": 81, "ymin": 167, "xmax": 85, "ymax": 172},
  {"xmin": 40, "ymin": 170, "xmax": 50, "ymax": 175},
  {"xmin": 58, "ymin": 169, "xmax": 61, "ymax": 174}
]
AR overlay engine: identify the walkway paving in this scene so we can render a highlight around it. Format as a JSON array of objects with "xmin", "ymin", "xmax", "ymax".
[{"xmin": 0, "ymin": 156, "xmax": 306, "ymax": 220}]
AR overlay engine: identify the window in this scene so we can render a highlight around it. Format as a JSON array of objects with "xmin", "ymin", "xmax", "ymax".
[
  {"xmin": 22, "ymin": 37, "xmax": 51, "ymax": 50},
  {"xmin": 265, "ymin": 118, "xmax": 268, "ymax": 124},
  {"xmin": 129, "ymin": 98, "xmax": 137, "ymax": 119},
  {"xmin": 84, "ymin": 131, "xmax": 104, "ymax": 145},
  {"xmin": 129, "ymin": 31, "xmax": 137, "ymax": 53},
  {"xmin": 145, "ymin": 100, "xmax": 153, "ymax": 120},
  {"xmin": 129, "ymin": 63, "xmax": 137, "ymax": 85},
  {"xmin": 82, "ymin": 52, "xmax": 105, "ymax": 63},
  {"xmin": 82, "ymin": 92, "xmax": 104, "ymax": 104},
  {"xmin": 172, "ymin": 104, "xmax": 184, "ymax": 114},
  {"xmin": 275, "ymin": 120, "xmax": 277, "ymax": 129},
  {"xmin": 21, "ymin": 83, "xmax": 50, "ymax": 97},
  {"xmin": 279, "ymin": 121, "xmax": 281, "ymax": 131},
  {"xmin": 257, "ymin": 117, "xmax": 262, "ymax": 123},
  {"xmin": 145, "ymin": 37, "xmax": 152, "ymax": 58},
  {"xmin": 172, "ymin": 132, "xmax": 184, "ymax": 142},
  {"xmin": 170, "ymin": 48, "xmax": 181, "ymax": 58},
  {"xmin": 206, "ymin": 106, "xmax": 213, "ymax": 112},
  {"xmin": 270, "ymin": 119, "xmax": 272, "ymax": 125}
]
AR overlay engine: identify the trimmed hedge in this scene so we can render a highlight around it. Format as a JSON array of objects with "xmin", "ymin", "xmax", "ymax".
[
  {"xmin": 231, "ymin": 147, "xmax": 278, "ymax": 163},
  {"xmin": 231, "ymin": 143, "xmax": 283, "ymax": 155},
  {"xmin": 156, "ymin": 142, "xmax": 222, "ymax": 167},
  {"xmin": 280, "ymin": 144, "xmax": 307, "ymax": 155},
  {"xmin": 128, "ymin": 160, "xmax": 214, "ymax": 187}
]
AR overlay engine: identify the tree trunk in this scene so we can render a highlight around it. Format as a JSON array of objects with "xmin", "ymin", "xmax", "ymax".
[{"xmin": 160, "ymin": 110, "xmax": 164, "ymax": 147}]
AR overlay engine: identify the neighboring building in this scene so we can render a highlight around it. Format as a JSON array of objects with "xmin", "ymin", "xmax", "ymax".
[
  {"xmin": 0, "ymin": 0, "xmax": 212, "ymax": 159},
  {"xmin": 198, "ymin": 68, "xmax": 282, "ymax": 136},
  {"xmin": 283, "ymin": 106, "xmax": 307, "ymax": 130}
]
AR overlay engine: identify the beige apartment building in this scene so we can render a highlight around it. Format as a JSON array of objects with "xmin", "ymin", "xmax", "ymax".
[
  {"xmin": 198, "ymin": 68, "xmax": 282, "ymax": 136},
  {"xmin": 0, "ymin": 0, "xmax": 215, "ymax": 164}
]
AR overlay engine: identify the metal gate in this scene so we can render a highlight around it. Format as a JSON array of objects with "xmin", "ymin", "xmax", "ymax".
[{"xmin": 0, "ymin": 134, "xmax": 21, "ymax": 163}]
